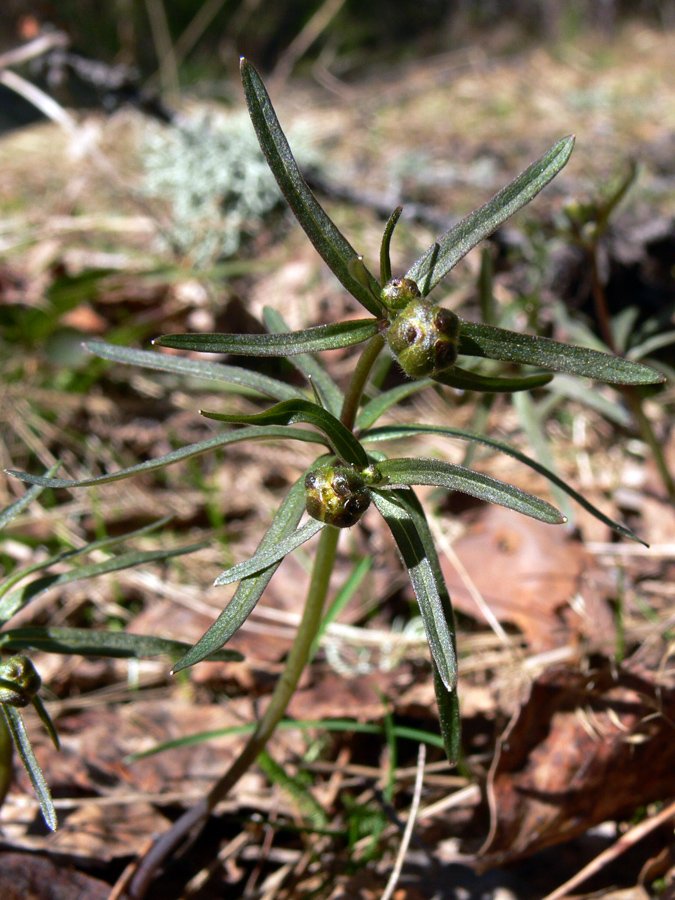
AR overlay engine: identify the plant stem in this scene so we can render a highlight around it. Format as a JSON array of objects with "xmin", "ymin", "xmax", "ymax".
[
  {"xmin": 340, "ymin": 332, "xmax": 386, "ymax": 431},
  {"xmin": 129, "ymin": 333, "xmax": 384, "ymax": 897},
  {"xmin": 128, "ymin": 524, "xmax": 341, "ymax": 899}
]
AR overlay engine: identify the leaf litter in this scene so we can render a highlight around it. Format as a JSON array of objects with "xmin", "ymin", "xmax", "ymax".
[{"xmin": 1, "ymin": 23, "xmax": 675, "ymax": 900}]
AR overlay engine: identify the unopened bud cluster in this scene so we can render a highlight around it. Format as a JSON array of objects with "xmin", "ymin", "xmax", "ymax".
[
  {"xmin": 381, "ymin": 278, "xmax": 461, "ymax": 378},
  {"xmin": 305, "ymin": 464, "xmax": 384, "ymax": 528},
  {"xmin": 0, "ymin": 656, "xmax": 42, "ymax": 708}
]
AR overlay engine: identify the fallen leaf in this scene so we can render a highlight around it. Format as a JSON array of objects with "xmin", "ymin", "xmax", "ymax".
[{"xmin": 479, "ymin": 656, "xmax": 675, "ymax": 869}]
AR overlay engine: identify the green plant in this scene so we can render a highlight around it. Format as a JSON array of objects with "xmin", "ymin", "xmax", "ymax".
[
  {"xmin": 0, "ymin": 473, "xmax": 241, "ymax": 831},
  {"xmin": 5, "ymin": 60, "xmax": 662, "ymax": 896}
]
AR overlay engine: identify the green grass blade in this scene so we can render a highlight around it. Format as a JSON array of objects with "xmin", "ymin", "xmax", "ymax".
[
  {"xmin": 0, "ymin": 627, "xmax": 243, "ymax": 662},
  {"xmin": 240, "ymin": 59, "xmax": 383, "ymax": 316},
  {"xmin": 434, "ymin": 366, "xmax": 554, "ymax": 393},
  {"xmin": 371, "ymin": 488, "xmax": 457, "ymax": 694},
  {"xmin": 309, "ymin": 557, "xmax": 372, "ymax": 662},
  {"xmin": 153, "ymin": 319, "xmax": 379, "ymax": 356},
  {"xmin": 84, "ymin": 340, "xmax": 306, "ymax": 402},
  {"xmin": 1, "ymin": 705, "xmax": 57, "ymax": 831},
  {"xmin": 200, "ymin": 399, "xmax": 369, "ymax": 467},
  {"xmin": 262, "ymin": 307, "xmax": 344, "ymax": 416},
  {"xmin": 5, "ymin": 425, "xmax": 328, "ymax": 490},
  {"xmin": 128, "ymin": 717, "xmax": 446, "ymax": 761},
  {"xmin": 378, "ymin": 457, "xmax": 565, "ymax": 524},
  {"xmin": 457, "ymin": 321, "xmax": 664, "ymax": 384},
  {"xmin": 361, "ymin": 422, "xmax": 642, "ymax": 543},
  {"xmin": 0, "ymin": 543, "xmax": 207, "ymax": 624},
  {"xmin": 406, "ymin": 136, "xmax": 575, "ymax": 295},
  {"xmin": 173, "ymin": 475, "xmax": 308, "ymax": 672},
  {"xmin": 214, "ymin": 519, "xmax": 324, "ymax": 586}
]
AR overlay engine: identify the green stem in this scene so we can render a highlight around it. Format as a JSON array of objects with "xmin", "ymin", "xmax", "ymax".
[
  {"xmin": 340, "ymin": 333, "xmax": 386, "ymax": 431},
  {"xmin": 129, "ymin": 524, "xmax": 341, "ymax": 899},
  {"xmin": 130, "ymin": 333, "xmax": 386, "ymax": 897}
]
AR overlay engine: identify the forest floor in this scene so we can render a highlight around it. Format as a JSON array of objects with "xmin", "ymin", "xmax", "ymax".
[{"xmin": 1, "ymin": 22, "xmax": 675, "ymax": 900}]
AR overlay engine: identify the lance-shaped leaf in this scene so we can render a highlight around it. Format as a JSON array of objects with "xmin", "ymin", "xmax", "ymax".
[
  {"xmin": 1, "ymin": 705, "xmax": 56, "ymax": 831},
  {"xmin": 173, "ymin": 474, "xmax": 309, "ymax": 672},
  {"xmin": 432, "ymin": 660, "xmax": 461, "ymax": 764},
  {"xmin": 377, "ymin": 457, "xmax": 565, "ymax": 524},
  {"xmin": 241, "ymin": 59, "xmax": 384, "ymax": 317},
  {"xmin": 0, "ymin": 516, "xmax": 176, "ymax": 608},
  {"xmin": 153, "ymin": 319, "xmax": 380, "ymax": 357},
  {"xmin": 371, "ymin": 489, "xmax": 457, "ymax": 694},
  {"xmin": 200, "ymin": 399, "xmax": 369, "ymax": 467},
  {"xmin": 214, "ymin": 518, "xmax": 324, "ymax": 586},
  {"xmin": 262, "ymin": 307, "xmax": 344, "ymax": 417},
  {"xmin": 374, "ymin": 487, "xmax": 461, "ymax": 761},
  {"xmin": 361, "ymin": 423, "xmax": 642, "ymax": 543},
  {"xmin": 0, "ymin": 542, "xmax": 207, "ymax": 624},
  {"xmin": 0, "ymin": 627, "xmax": 243, "ymax": 661},
  {"xmin": 457, "ymin": 321, "xmax": 664, "ymax": 385},
  {"xmin": 434, "ymin": 366, "xmax": 554, "ymax": 393},
  {"xmin": 84, "ymin": 340, "xmax": 305, "ymax": 402},
  {"xmin": 406, "ymin": 136, "xmax": 575, "ymax": 295},
  {"xmin": 5, "ymin": 425, "xmax": 328, "ymax": 490}
]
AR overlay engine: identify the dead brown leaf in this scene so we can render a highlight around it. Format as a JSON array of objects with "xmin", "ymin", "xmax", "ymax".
[{"xmin": 479, "ymin": 656, "xmax": 675, "ymax": 869}]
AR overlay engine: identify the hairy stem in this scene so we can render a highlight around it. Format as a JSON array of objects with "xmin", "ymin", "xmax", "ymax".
[
  {"xmin": 340, "ymin": 332, "xmax": 386, "ymax": 431},
  {"xmin": 128, "ymin": 524, "xmax": 340, "ymax": 898}
]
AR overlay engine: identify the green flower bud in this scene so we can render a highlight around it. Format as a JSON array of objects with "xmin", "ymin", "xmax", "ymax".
[
  {"xmin": 305, "ymin": 465, "xmax": 372, "ymax": 528},
  {"xmin": 0, "ymin": 655, "xmax": 42, "ymax": 708},
  {"xmin": 381, "ymin": 277, "xmax": 421, "ymax": 312},
  {"xmin": 386, "ymin": 299, "xmax": 461, "ymax": 378}
]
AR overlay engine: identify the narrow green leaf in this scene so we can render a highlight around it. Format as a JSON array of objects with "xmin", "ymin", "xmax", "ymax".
[
  {"xmin": 0, "ymin": 462, "xmax": 61, "ymax": 532},
  {"xmin": 262, "ymin": 307, "xmax": 344, "ymax": 416},
  {"xmin": 214, "ymin": 518, "xmax": 324, "ymax": 586},
  {"xmin": 0, "ymin": 543, "xmax": 207, "ymax": 624},
  {"xmin": 380, "ymin": 206, "xmax": 403, "ymax": 285},
  {"xmin": 84, "ymin": 340, "xmax": 305, "ymax": 402},
  {"xmin": 432, "ymin": 660, "xmax": 461, "ymax": 764},
  {"xmin": 0, "ymin": 516, "xmax": 175, "ymax": 605},
  {"xmin": 361, "ymin": 422, "xmax": 642, "ymax": 544},
  {"xmin": 356, "ymin": 379, "xmax": 435, "ymax": 430},
  {"xmin": 371, "ymin": 488, "xmax": 457, "ymax": 694},
  {"xmin": 0, "ymin": 627, "xmax": 243, "ymax": 661},
  {"xmin": 406, "ymin": 136, "xmax": 575, "ymax": 295},
  {"xmin": 1, "ymin": 705, "xmax": 57, "ymax": 831},
  {"xmin": 434, "ymin": 366, "xmax": 554, "ymax": 393},
  {"xmin": 457, "ymin": 321, "xmax": 664, "ymax": 385},
  {"xmin": 173, "ymin": 474, "xmax": 309, "ymax": 672},
  {"xmin": 5, "ymin": 425, "xmax": 328, "ymax": 490},
  {"xmin": 240, "ymin": 59, "xmax": 384, "ymax": 316},
  {"xmin": 153, "ymin": 319, "xmax": 380, "ymax": 356},
  {"xmin": 378, "ymin": 457, "xmax": 565, "ymax": 524},
  {"xmin": 30, "ymin": 695, "xmax": 60, "ymax": 751},
  {"xmin": 200, "ymin": 399, "xmax": 369, "ymax": 467}
]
